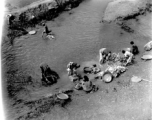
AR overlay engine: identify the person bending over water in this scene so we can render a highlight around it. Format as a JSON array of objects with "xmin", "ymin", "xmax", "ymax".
[{"xmin": 42, "ymin": 23, "xmax": 55, "ymax": 39}]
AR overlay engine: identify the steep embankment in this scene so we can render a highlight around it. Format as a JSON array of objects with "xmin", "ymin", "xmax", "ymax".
[{"xmin": 102, "ymin": 0, "xmax": 152, "ymax": 36}]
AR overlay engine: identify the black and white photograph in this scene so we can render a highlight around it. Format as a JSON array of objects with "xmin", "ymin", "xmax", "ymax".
[{"xmin": 1, "ymin": 0, "xmax": 152, "ymax": 120}]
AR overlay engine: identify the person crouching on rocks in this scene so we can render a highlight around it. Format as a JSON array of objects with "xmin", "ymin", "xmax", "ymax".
[
  {"xmin": 7, "ymin": 14, "xmax": 15, "ymax": 26},
  {"xmin": 81, "ymin": 76, "xmax": 98, "ymax": 93},
  {"xmin": 99, "ymin": 48, "xmax": 111, "ymax": 65},
  {"xmin": 130, "ymin": 41, "xmax": 139, "ymax": 55},
  {"xmin": 122, "ymin": 49, "xmax": 134, "ymax": 66},
  {"xmin": 42, "ymin": 23, "xmax": 54, "ymax": 39}
]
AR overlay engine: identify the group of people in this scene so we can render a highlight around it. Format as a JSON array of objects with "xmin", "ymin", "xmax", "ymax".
[
  {"xmin": 67, "ymin": 62, "xmax": 98, "ymax": 93},
  {"xmin": 66, "ymin": 41, "xmax": 139, "ymax": 93},
  {"xmin": 99, "ymin": 41, "xmax": 139, "ymax": 66}
]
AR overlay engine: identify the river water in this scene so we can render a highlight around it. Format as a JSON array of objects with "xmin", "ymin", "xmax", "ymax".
[
  {"xmin": 14, "ymin": 0, "xmax": 114, "ymax": 78},
  {"xmin": 5, "ymin": 0, "xmax": 152, "ymax": 120},
  {"xmin": 13, "ymin": 0, "xmax": 150, "ymax": 81},
  {"xmin": 9, "ymin": 0, "xmax": 151, "ymax": 89}
]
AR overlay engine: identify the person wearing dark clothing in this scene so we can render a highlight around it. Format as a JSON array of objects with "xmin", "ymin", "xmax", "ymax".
[
  {"xmin": 42, "ymin": 24, "xmax": 50, "ymax": 34},
  {"xmin": 30, "ymin": 15, "xmax": 36, "ymax": 27},
  {"xmin": 7, "ymin": 14, "xmax": 15, "ymax": 26},
  {"xmin": 40, "ymin": 63, "xmax": 59, "ymax": 86},
  {"xmin": 130, "ymin": 41, "xmax": 139, "ymax": 55},
  {"xmin": 42, "ymin": 23, "xmax": 55, "ymax": 39},
  {"xmin": 99, "ymin": 48, "xmax": 111, "ymax": 65},
  {"xmin": 44, "ymin": 25, "xmax": 50, "ymax": 34}
]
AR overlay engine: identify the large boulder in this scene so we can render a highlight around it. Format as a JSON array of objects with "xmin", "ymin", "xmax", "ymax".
[
  {"xmin": 144, "ymin": 41, "xmax": 152, "ymax": 51},
  {"xmin": 102, "ymin": 0, "xmax": 151, "ymax": 23}
]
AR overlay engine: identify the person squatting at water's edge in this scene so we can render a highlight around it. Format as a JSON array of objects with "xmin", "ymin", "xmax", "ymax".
[{"xmin": 65, "ymin": 41, "xmax": 139, "ymax": 88}]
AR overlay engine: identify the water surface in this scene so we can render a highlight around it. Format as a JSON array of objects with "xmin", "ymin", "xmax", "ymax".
[{"xmin": 5, "ymin": 0, "xmax": 152, "ymax": 119}]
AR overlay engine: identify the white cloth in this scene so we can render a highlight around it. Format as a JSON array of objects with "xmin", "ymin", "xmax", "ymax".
[
  {"xmin": 99, "ymin": 48, "xmax": 110, "ymax": 64},
  {"xmin": 124, "ymin": 51, "xmax": 133, "ymax": 64},
  {"xmin": 99, "ymin": 48, "xmax": 106, "ymax": 62},
  {"xmin": 124, "ymin": 51, "xmax": 132, "ymax": 57}
]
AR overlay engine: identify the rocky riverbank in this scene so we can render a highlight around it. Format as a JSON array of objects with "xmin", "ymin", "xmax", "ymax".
[{"xmin": 6, "ymin": 0, "xmax": 85, "ymax": 45}]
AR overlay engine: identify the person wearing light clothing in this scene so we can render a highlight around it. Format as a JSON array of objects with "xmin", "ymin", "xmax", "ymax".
[
  {"xmin": 122, "ymin": 50, "xmax": 134, "ymax": 66},
  {"xmin": 99, "ymin": 48, "xmax": 111, "ymax": 65}
]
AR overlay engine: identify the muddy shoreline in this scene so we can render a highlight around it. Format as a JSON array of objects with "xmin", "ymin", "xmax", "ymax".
[
  {"xmin": 6, "ymin": 0, "xmax": 85, "ymax": 45},
  {"xmin": 3, "ymin": 0, "xmax": 85, "ymax": 98}
]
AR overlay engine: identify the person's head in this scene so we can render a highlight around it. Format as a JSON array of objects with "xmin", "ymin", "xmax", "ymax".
[
  {"xmin": 122, "ymin": 50, "xmax": 125, "ymax": 54},
  {"xmin": 42, "ymin": 23, "xmax": 46, "ymax": 26},
  {"xmin": 108, "ymin": 51, "xmax": 111, "ymax": 55},
  {"xmin": 83, "ymin": 75, "xmax": 89, "ymax": 82},
  {"xmin": 130, "ymin": 41, "xmax": 134, "ymax": 45},
  {"xmin": 93, "ymin": 64, "xmax": 97, "ymax": 67}
]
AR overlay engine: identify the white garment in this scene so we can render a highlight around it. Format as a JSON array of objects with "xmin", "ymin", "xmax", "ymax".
[
  {"xmin": 99, "ymin": 48, "xmax": 106, "ymax": 61},
  {"xmin": 124, "ymin": 51, "xmax": 132, "ymax": 57},
  {"xmin": 124, "ymin": 51, "xmax": 133, "ymax": 64},
  {"xmin": 99, "ymin": 48, "xmax": 108, "ymax": 64}
]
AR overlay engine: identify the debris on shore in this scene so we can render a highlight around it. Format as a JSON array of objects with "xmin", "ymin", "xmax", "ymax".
[{"xmin": 15, "ymin": 90, "xmax": 72, "ymax": 120}]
